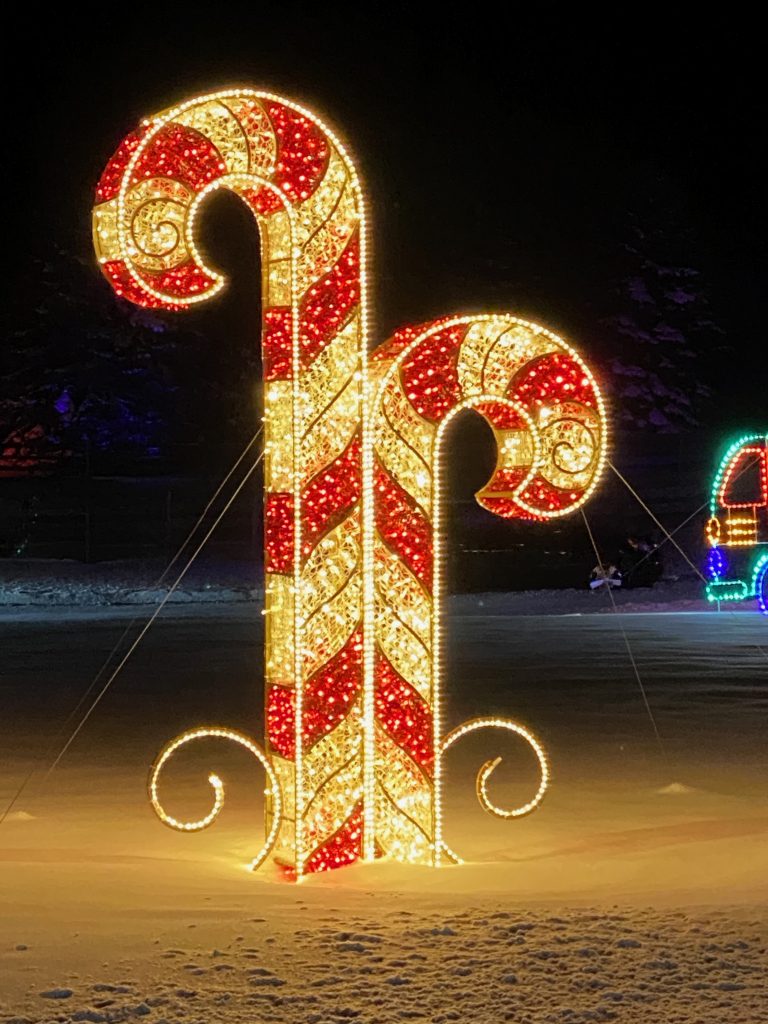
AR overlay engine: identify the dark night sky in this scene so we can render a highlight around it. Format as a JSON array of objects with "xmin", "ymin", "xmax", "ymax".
[{"xmin": 8, "ymin": 10, "xmax": 766, "ymax": 434}]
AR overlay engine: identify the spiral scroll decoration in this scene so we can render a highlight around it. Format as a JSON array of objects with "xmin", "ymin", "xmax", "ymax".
[
  {"xmin": 441, "ymin": 717, "xmax": 549, "ymax": 817},
  {"xmin": 148, "ymin": 727, "xmax": 282, "ymax": 871}
]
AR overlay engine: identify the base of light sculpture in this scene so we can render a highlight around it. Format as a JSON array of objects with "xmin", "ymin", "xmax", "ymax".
[{"xmin": 148, "ymin": 715, "xmax": 550, "ymax": 874}]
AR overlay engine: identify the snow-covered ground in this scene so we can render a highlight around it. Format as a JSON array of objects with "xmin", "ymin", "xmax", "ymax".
[
  {"xmin": 1, "ymin": 607, "xmax": 767, "ymax": 1022},
  {"xmin": 0, "ymin": 558, "xmax": 261, "ymax": 607},
  {"xmin": 0, "ymin": 555, "xmax": 758, "ymax": 617}
]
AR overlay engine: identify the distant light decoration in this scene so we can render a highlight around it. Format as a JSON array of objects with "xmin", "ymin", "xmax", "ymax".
[
  {"xmin": 93, "ymin": 89, "xmax": 608, "ymax": 879},
  {"xmin": 706, "ymin": 545, "xmax": 727, "ymax": 581},
  {"xmin": 754, "ymin": 554, "xmax": 768, "ymax": 615},
  {"xmin": 704, "ymin": 433, "xmax": 768, "ymax": 614}
]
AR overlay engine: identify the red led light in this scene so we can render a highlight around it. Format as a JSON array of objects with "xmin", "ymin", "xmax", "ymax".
[
  {"xmin": 375, "ymin": 655, "xmax": 434, "ymax": 773},
  {"xmin": 131, "ymin": 122, "xmax": 226, "ymax": 190},
  {"xmin": 302, "ymin": 435, "xmax": 362, "ymax": 557},
  {"xmin": 302, "ymin": 803, "xmax": 363, "ymax": 874},
  {"xmin": 374, "ymin": 458, "xmax": 432, "ymax": 589},
  {"xmin": 300, "ymin": 234, "xmax": 360, "ymax": 365},
  {"xmin": 473, "ymin": 400, "xmax": 528, "ymax": 432},
  {"xmin": 267, "ymin": 633, "xmax": 363, "ymax": 758},
  {"xmin": 266, "ymin": 101, "xmax": 331, "ymax": 203},
  {"xmin": 242, "ymin": 186, "xmax": 284, "ymax": 217},
  {"xmin": 101, "ymin": 260, "xmax": 217, "ymax": 305},
  {"xmin": 482, "ymin": 467, "xmax": 534, "ymax": 495},
  {"xmin": 516, "ymin": 476, "xmax": 580, "ymax": 513},
  {"xmin": 95, "ymin": 126, "xmax": 151, "ymax": 203},
  {"xmin": 509, "ymin": 353, "xmax": 596, "ymax": 410},
  {"xmin": 101, "ymin": 260, "xmax": 185, "ymax": 310},
  {"xmin": 264, "ymin": 492, "xmax": 294, "ymax": 574},
  {"xmin": 478, "ymin": 496, "xmax": 542, "ymax": 521},
  {"xmin": 263, "ymin": 307, "xmax": 293, "ymax": 380},
  {"xmin": 371, "ymin": 317, "xmax": 454, "ymax": 364},
  {"xmin": 399, "ymin": 324, "xmax": 465, "ymax": 421}
]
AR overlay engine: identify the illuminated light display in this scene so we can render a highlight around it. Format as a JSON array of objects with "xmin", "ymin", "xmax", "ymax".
[
  {"xmin": 93, "ymin": 90, "xmax": 608, "ymax": 878},
  {"xmin": 704, "ymin": 433, "xmax": 768, "ymax": 614},
  {"xmin": 754, "ymin": 554, "xmax": 768, "ymax": 615},
  {"xmin": 94, "ymin": 90, "xmax": 368, "ymax": 877},
  {"xmin": 440, "ymin": 718, "xmax": 550, "ymax": 819},
  {"xmin": 149, "ymin": 727, "xmax": 282, "ymax": 871},
  {"xmin": 368, "ymin": 316, "xmax": 605, "ymax": 864}
]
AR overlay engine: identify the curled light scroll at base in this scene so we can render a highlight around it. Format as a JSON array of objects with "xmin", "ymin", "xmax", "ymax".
[
  {"xmin": 436, "ymin": 839, "xmax": 464, "ymax": 866},
  {"xmin": 439, "ymin": 716, "xmax": 549, "ymax": 823},
  {"xmin": 148, "ymin": 726, "xmax": 282, "ymax": 871}
]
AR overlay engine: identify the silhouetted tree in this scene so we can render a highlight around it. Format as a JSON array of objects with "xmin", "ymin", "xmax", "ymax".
[{"xmin": 602, "ymin": 181, "xmax": 723, "ymax": 432}]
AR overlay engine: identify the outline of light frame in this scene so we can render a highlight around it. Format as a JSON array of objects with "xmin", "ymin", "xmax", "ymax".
[
  {"xmin": 93, "ymin": 88, "xmax": 609, "ymax": 877},
  {"xmin": 704, "ymin": 432, "xmax": 768, "ymax": 613}
]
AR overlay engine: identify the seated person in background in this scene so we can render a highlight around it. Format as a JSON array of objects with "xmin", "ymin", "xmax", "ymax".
[{"xmin": 589, "ymin": 562, "xmax": 622, "ymax": 590}]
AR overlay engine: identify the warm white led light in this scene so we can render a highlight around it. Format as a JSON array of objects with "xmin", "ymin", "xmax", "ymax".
[
  {"xmin": 440, "ymin": 717, "xmax": 549, "ymax": 820},
  {"xmin": 148, "ymin": 726, "xmax": 282, "ymax": 871}
]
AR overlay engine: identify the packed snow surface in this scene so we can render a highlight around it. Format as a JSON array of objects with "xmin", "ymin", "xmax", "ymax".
[{"xmin": 2, "ymin": 606, "xmax": 767, "ymax": 1022}]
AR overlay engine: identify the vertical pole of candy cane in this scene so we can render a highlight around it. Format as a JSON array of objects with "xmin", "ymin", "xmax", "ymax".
[
  {"xmin": 369, "ymin": 315, "xmax": 607, "ymax": 864},
  {"xmin": 92, "ymin": 90, "xmax": 370, "ymax": 877}
]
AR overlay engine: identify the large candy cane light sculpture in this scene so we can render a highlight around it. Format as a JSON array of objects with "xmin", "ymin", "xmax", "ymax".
[
  {"xmin": 92, "ymin": 89, "xmax": 607, "ymax": 878},
  {"xmin": 94, "ymin": 90, "xmax": 368, "ymax": 877}
]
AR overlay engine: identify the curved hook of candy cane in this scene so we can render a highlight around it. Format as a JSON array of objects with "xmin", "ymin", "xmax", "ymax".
[
  {"xmin": 148, "ymin": 726, "xmax": 282, "ymax": 871},
  {"xmin": 439, "ymin": 716, "xmax": 550, "ymax": 822},
  {"xmin": 92, "ymin": 88, "xmax": 362, "ymax": 311}
]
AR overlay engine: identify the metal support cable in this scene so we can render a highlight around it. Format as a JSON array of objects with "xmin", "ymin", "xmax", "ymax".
[
  {"xmin": 1, "ymin": 440, "xmax": 264, "ymax": 826},
  {"xmin": 582, "ymin": 508, "xmax": 667, "ymax": 761}
]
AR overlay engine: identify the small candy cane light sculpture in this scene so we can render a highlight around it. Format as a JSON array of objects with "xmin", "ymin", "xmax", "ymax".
[
  {"xmin": 92, "ymin": 89, "xmax": 607, "ymax": 878},
  {"xmin": 367, "ymin": 316, "xmax": 606, "ymax": 863}
]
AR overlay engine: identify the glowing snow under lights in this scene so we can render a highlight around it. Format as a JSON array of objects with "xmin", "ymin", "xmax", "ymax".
[{"xmin": 93, "ymin": 88, "xmax": 608, "ymax": 878}]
